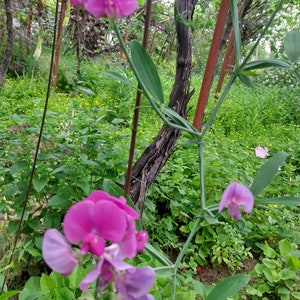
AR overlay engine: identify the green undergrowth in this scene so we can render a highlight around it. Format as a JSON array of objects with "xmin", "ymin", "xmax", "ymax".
[{"xmin": 0, "ymin": 64, "xmax": 299, "ymax": 299}]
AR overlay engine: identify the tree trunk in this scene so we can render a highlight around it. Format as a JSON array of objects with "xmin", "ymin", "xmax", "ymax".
[
  {"xmin": 129, "ymin": 0, "xmax": 197, "ymax": 208},
  {"xmin": 0, "ymin": 0, "xmax": 13, "ymax": 89}
]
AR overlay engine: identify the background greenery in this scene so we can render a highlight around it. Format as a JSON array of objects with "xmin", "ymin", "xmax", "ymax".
[{"xmin": 0, "ymin": 0, "xmax": 299, "ymax": 299}]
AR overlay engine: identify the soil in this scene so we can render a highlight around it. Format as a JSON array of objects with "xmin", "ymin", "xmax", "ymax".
[{"xmin": 197, "ymin": 257, "xmax": 260, "ymax": 285}]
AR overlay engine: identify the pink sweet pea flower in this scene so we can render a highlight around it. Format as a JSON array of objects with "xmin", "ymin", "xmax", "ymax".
[
  {"xmin": 255, "ymin": 146, "xmax": 269, "ymax": 158},
  {"xmin": 63, "ymin": 190, "xmax": 145, "ymax": 258},
  {"xmin": 70, "ymin": 0, "xmax": 138, "ymax": 19},
  {"xmin": 218, "ymin": 182, "xmax": 254, "ymax": 220},
  {"xmin": 42, "ymin": 229, "xmax": 79, "ymax": 276},
  {"xmin": 80, "ymin": 244, "xmax": 155, "ymax": 300}
]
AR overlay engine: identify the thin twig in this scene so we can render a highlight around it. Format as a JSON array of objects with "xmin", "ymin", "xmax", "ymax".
[{"xmin": 0, "ymin": 0, "xmax": 59, "ymax": 293}]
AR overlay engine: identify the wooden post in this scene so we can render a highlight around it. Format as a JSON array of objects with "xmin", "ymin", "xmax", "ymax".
[{"xmin": 192, "ymin": 0, "xmax": 230, "ymax": 131}]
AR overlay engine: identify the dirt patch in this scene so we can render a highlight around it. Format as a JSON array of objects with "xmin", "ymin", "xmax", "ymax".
[{"xmin": 197, "ymin": 257, "xmax": 260, "ymax": 285}]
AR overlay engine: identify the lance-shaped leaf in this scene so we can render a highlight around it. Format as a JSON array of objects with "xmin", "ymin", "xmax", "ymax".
[
  {"xmin": 294, "ymin": 70, "xmax": 300, "ymax": 83},
  {"xmin": 256, "ymin": 196, "xmax": 300, "ymax": 206},
  {"xmin": 145, "ymin": 243, "xmax": 173, "ymax": 267},
  {"xmin": 250, "ymin": 151, "xmax": 288, "ymax": 197},
  {"xmin": 230, "ymin": 0, "xmax": 242, "ymax": 65},
  {"xmin": 206, "ymin": 274, "xmax": 250, "ymax": 300},
  {"xmin": 284, "ymin": 29, "xmax": 300, "ymax": 63},
  {"xmin": 244, "ymin": 59, "xmax": 291, "ymax": 71},
  {"xmin": 101, "ymin": 71, "xmax": 138, "ymax": 89},
  {"xmin": 237, "ymin": 72, "xmax": 253, "ymax": 87},
  {"xmin": 130, "ymin": 40, "xmax": 165, "ymax": 105},
  {"xmin": 163, "ymin": 107, "xmax": 200, "ymax": 137}
]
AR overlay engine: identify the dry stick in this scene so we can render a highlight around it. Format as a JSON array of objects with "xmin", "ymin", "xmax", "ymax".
[
  {"xmin": 76, "ymin": 7, "xmax": 82, "ymax": 76},
  {"xmin": 215, "ymin": 27, "xmax": 235, "ymax": 97},
  {"xmin": 124, "ymin": 0, "xmax": 153, "ymax": 195},
  {"xmin": 192, "ymin": 0, "xmax": 230, "ymax": 131},
  {"xmin": 149, "ymin": 30, "xmax": 157, "ymax": 55},
  {"xmin": 119, "ymin": 20, "xmax": 129, "ymax": 60},
  {"xmin": 0, "ymin": 0, "xmax": 60, "ymax": 294},
  {"xmin": 52, "ymin": 0, "xmax": 67, "ymax": 88}
]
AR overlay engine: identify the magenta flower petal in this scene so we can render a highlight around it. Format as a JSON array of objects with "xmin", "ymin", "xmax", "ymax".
[
  {"xmin": 94, "ymin": 200, "xmax": 127, "ymax": 242},
  {"xmin": 70, "ymin": 0, "xmax": 84, "ymax": 6},
  {"xmin": 219, "ymin": 182, "xmax": 254, "ymax": 220},
  {"xmin": 255, "ymin": 146, "xmax": 269, "ymax": 158},
  {"xmin": 83, "ymin": 0, "xmax": 138, "ymax": 19},
  {"xmin": 87, "ymin": 190, "xmax": 139, "ymax": 219},
  {"xmin": 63, "ymin": 200, "xmax": 95, "ymax": 244},
  {"xmin": 42, "ymin": 229, "xmax": 78, "ymax": 276},
  {"xmin": 136, "ymin": 230, "xmax": 148, "ymax": 251},
  {"xmin": 80, "ymin": 232, "xmax": 105, "ymax": 256},
  {"xmin": 119, "ymin": 215, "xmax": 137, "ymax": 258}
]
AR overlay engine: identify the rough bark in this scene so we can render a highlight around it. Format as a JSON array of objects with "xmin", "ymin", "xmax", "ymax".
[
  {"xmin": 129, "ymin": 0, "xmax": 198, "ymax": 208},
  {"xmin": 0, "ymin": 0, "xmax": 13, "ymax": 89}
]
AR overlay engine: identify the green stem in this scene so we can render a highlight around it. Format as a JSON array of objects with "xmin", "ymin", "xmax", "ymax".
[
  {"xmin": 200, "ymin": 74, "xmax": 236, "ymax": 138},
  {"xmin": 241, "ymin": 0, "xmax": 286, "ymax": 68},
  {"xmin": 94, "ymin": 276, "xmax": 100, "ymax": 299},
  {"xmin": 112, "ymin": 20, "xmax": 199, "ymax": 135},
  {"xmin": 154, "ymin": 266, "xmax": 175, "ymax": 272},
  {"xmin": 171, "ymin": 215, "xmax": 203, "ymax": 300}
]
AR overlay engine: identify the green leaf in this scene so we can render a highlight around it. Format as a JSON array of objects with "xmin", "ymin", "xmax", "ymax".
[
  {"xmin": 101, "ymin": 71, "xmax": 137, "ymax": 89},
  {"xmin": 291, "ymin": 291, "xmax": 300, "ymax": 299},
  {"xmin": 19, "ymin": 277, "xmax": 44, "ymax": 300},
  {"xmin": 145, "ymin": 243, "xmax": 173, "ymax": 267},
  {"xmin": 47, "ymin": 194, "xmax": 72, "ymax": 209},
  {"xmin": 33, "ymin": 175, "xmax": 49, "ymax": 192},
  {"xmin": 256, "ymin": 196, "xmax": 300, "ymax": 206},
  {"xmin": 193, "ymin": 280, "xmax": 209, "ymax": 298},
  {"xmin": 279, "ymin": 239, "xmax": 292, "ymax": 257},
  {"xmin": 206, "ymin": 274, "xmax": 250, "ymax": 300},
  {"xmin": 47, "ymin": 186, "xmax": 74, "ymax": 209},
  {"xmin": 68, "ymin": 265, "xmax": 88, "ymax": 290},
  {"xmin": 54, "ymin": 287, "xmax": 76, "ymax": 299},
  {"xmin": 262, "ymin": 269, "xmax": 275, "ymax": 283},
  {"xmin": 75, "ymin": 178, "xmax": 90, "ymax": 195},
  {"xmin": 237, "ymin": 72, "xmax": 253, "ymax": 87},
  {"xmin": 163, "ymin": 107, "xmax": 199, "ymax": 136},
  {"xmin": 288, "ymin": 256, "xmax": 300, "ymax": 269},
  {"xmin": 19, "ymin": 292, "xmax": 48, "ymax": 300},
  {"xmin": 278, "ymin": 285, "xmax": 291, "ymax": 295},
  {"xmin": 244, "ymin": 59, "xmax": 291, "ymax": 71},
  {"xmin": 28, "ymin": 218, "xmax": 43, "ymax": 231},
  {"xmin": 262, "ymin": 244, "xmax": 277, "ymax": 259},
  {"xmin": 130, "ymin": 40, "xmax": 165, "ymax": 105},
  {"xmin": 230, "ymin": 0, "xmax": 241, "ymax": 65},
  {"xmin": 7, "ymin": 220, "xmax": 19, "ymax": 234},
  {"xmin": 250, "ymin": 151, "xmax": 288, "ymax": 197},
  {"xmin": 0, "ymin": 291, "xmax": 20, "ymax": 300},
  {"xmin": 10, "ymin": 160, "xmax": 29, "ymax": 174},
  {"xmin": 284, "ymin": 29, "xmax": 300, "ymax": 62},
  {"xmin": 279, "ymin": 269, "xmax": 298, "ymax": 280},
  {"xmin": 294, "ymin": 69, "xmax": 300, "ymax": 83},
  {"xmin": 40, "ymin": 274, "xmax": 56, "ymax": 295},
  {"xmin": 262, "ymin": 258, "xmax": 277, "ymax": 269}
]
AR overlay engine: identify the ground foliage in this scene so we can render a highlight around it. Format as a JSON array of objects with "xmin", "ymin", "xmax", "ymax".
[
  {"xmin": 0, "ymin": 54, "xmax": 299, "ymax": 298},
  {"xmin": 0, "ymin": 1, "xmax": 300, "ymax": 298}
]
